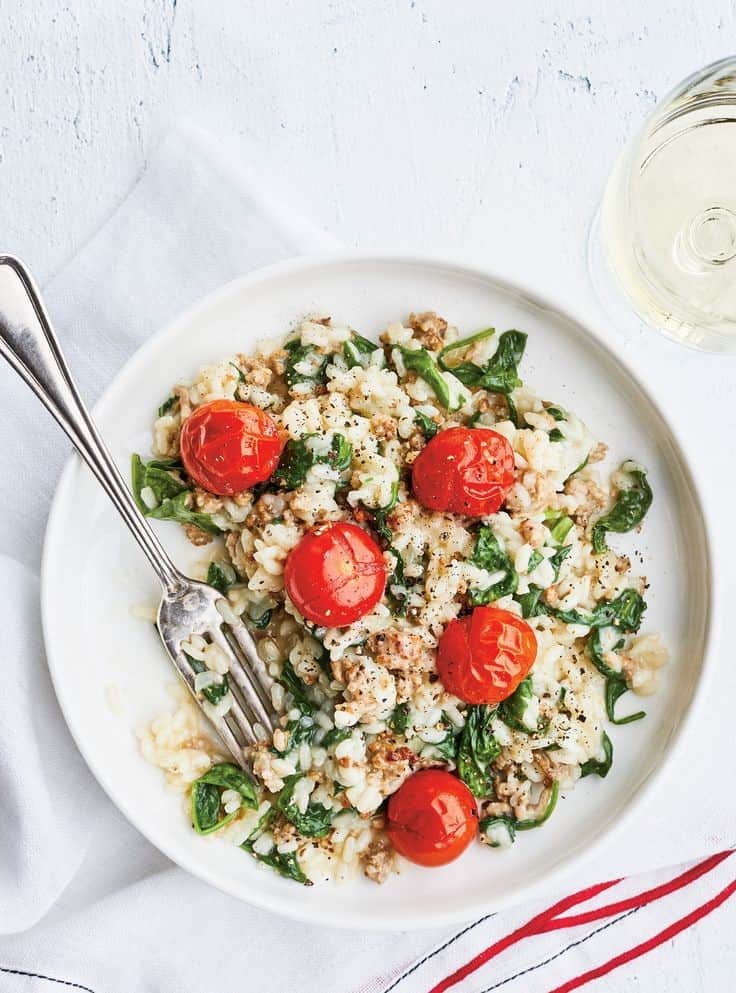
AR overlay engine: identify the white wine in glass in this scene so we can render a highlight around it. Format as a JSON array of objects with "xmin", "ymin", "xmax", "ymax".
[{"xmin": 597, "ymin": 56, "xmax": 736, "ymax": 352}]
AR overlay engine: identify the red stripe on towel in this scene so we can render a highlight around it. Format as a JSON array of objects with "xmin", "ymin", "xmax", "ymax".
[
  {"xmin": 546, "ymin": 876, "xmax": 736, "ymax": 993},
  {"xmin": 543, "ymin": 850, "xmax": 734, "ymax": 931},
  {"xmin": 427, "ymin": 852, "xmax": 733, "ymax": 993},
  {"xmin": 427, "ymin": 882, "xmax": 619, "ymax": 993}
]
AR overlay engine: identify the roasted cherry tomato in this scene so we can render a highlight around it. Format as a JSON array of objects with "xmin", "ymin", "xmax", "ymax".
[
  {"xmin": 284, "ymin": 521, "xmax": 386, "ymax": 627},
  {"xmin": 387, "ymin": 770, "xmax": 478, "ymax": 867},
  {"xmin": 438, "ymin": 606, "xmax": 537, "ymax": 705},
  {"xmin": 411, "ymin": 426, "xmax": 515, "ymax": 517},
  {"xmin": 179, "ymin": 399, "xmax": 283, "ymax": 496}
]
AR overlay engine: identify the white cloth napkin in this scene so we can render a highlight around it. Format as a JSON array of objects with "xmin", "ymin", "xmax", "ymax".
[{"xmin": 0, "ymin": 123, "xmax": 733, "ymax": 993}]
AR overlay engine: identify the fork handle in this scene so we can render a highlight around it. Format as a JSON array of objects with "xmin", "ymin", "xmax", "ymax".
[{"xmin": 0, "ymin": 255, "xmax": 185, "ymax": 595}]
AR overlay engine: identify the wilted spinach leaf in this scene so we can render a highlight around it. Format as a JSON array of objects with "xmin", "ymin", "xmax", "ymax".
[
  {"xmin": 133, "ymin": 454, "xmax": 225, "ymax": 532},
  {"xmin": 588, "ymin": 628, "xmax": 646, "ymax": 726},
  {"xmin": 132, "ymin": 455, "xmax": 222, "ymax": 534},
  {"xmin": 321, "ymin": 727, "xmax": 352, "ymax": 750},
  {"xmin": 567, "ymin": 454, "xmax": 589, "ymax": 480},
  {"xmin": 186, "ymin": 651, "xmax": 230, "ymax": 706},
  {"xmin": 479, "ymin": 815, "xmax": 517, "ymax": 847},
  {"xmin": 191, "ymin": 762, "xmax": 258, "ymax": 834},
  {"xmin": 520, "ymin": 584, "xmax": 647, "ymax": 632},
  {"xmin": 605, "ymin": 678, "xmax": 646, "ymax": 725},
  {"xmin": 437, "ymin": 326, "xmax": 496, "ymax": 368},
  {"xmin": 544, "ymin": 509, "xmax": 574, "ymax": 545},
  {"xmin": 386, "ymin": 547, "xmax": 409, "ymax": 616},
  {"xmin": 272, "ymin": 437, "xmax": 316, "ymax": 489},
  {"xmin": 563, "ymin": 589, "xmax": 646, "ymax": 630},
  {"xmin": 478, "ymin": 781, "xmax": 560, "ymax": 844},
  {"xmin": 131, "ymin": 454, "xmax": 188, "ymax": 515},
  {"xmin": 279, "ymin": 659, "xmax": 315, "ymax": 715},
  {"xmin": 184, "ymin": 652, "xmax": 230, "ymax": 707},
  {"xmin": 515, "ymin": 780, "xmax": 560, "ymax": 830},
  {"xmin": 206, "ymin": 560, "xmax": 237, "ymax": 595},
  {"xmin": 362, "ymin": 481, "xmax": 400, "ymax": 542},
  {"xmin": 438, "ymin": 329, "xmax": 527, "ymax": 395},
  {"xmin": 276, "ymin": 714, "xmax": 318, "ymax": 753},
  {"xmin": 247, "ymin": 604, "xmax": 273, "ymax": 630},
  {"xmin": 191, "ymin": 782, "xmax": 226, "ymax": 835},
  {"xmin": 478, "ymin": 780, "xmax": 560, "ymax": 848},
  {"xmin": 456, "ymin": 705, "xmax": 501, "ymax": 797},
  {"xmin": 433, "ymin": 729, "xmax": 460, "ymax": 762},
  {"xmin": 326, "ymin": 433, "xmax": 352, "ymax": 473},
  {"xmin": 388, "ymin": 703, "xmax": 410, "ymax": 735},
  {"xmin": 273, "ymin": 433, "xmax": 352, "ymax": 490},
  {"xmin": 548, "ymin": 544, "xmax": 572, "ymax": 580},
  {"xmin": 397, "ymin": 346, "xmax": 469, "ymax": 411},
  {"xmin": 516, "ymin": 584, "xmax": 545, "ymax": 619},
  {"xmin": 591, "ymin": 588, "xmax": 647, "ymax": 633},
  {"xmin": 229, "ymin": 361, "xmax": 247, "ymax": 384},
  {"xmin": 276, "ymin": 775, "xmax": 334, "ymax": 837},
  {"xmin": 241, "ymin": 830, "xmax": 311, "ymax": 885},
  {"xmin": 467, "ymin": 527, "xmax": 518, "ymax": 605},
  {"xmin": 198, "ymin": 762, "xmax": 258, "ymax": 803},
  {"xmin": 414, "ymin": 409, "xmax": 439, "ymax": 440},
  {"xmin": 146, "ymin": 491, "xmax": 222, "ymax": 534},
  {"xmin": 498, "ymin": 677, "xmax": 545, "ymax": 734},
  {"xmin": 284, "ymin": 338, "xmax": 330, "ymax": 388},
  {"xmin": 344, "ymin": 332, "xmax": 379, "ymax": 369},
  {"xmin": 505, "ymin": 393, "xmax": 521, "ymax": 428},
  {"xmin": 580, "ymin": 731, "xmax": 613, "ymax": 778},
  {"xmin": 591, "ymin": 463, "xmax": 652, "ymax": 554},
  {"xmin": 157, "ymin": 395, "xmax": 177, "ymax": 417}
]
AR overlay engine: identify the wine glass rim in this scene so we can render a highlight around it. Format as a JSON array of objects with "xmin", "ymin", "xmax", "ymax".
[{"xmin": 598, "ymin": 54, "xmax": 736, "ymax": 352}]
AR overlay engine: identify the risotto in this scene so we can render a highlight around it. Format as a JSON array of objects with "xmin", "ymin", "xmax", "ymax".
[{"xmin": 132, "ymin": 310, "xmax": 667, "ymax": 885}]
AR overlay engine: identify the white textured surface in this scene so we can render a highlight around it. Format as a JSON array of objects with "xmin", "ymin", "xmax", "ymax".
[
  {"xmin": 1, "ymin": 0, "xmax": 734, "ymax": 297},
  {"xmin": 2, "ymin": 1, "xmax": 736, "ymax": 988}
]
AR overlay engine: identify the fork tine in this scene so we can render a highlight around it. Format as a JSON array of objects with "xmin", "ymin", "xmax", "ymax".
[
  {"xmin": 214, "ymin": 602, "xmax": 276, "ymax": 714},
  {"xmin": 222, "ymin": 624, "xmax": 276, "ymax": 725},
  {"xmin": 158, "ymin": 583, "xmax": 278, "ymax": 766},
  {"xmin": 209, "ymin": 626, "xmax": 277, "ymax": 734},
  {"xmin": 217, "ymin": 712, "xmax": 251, "ymax": 761},
  {"xmin": 177, "ymin": 649, "xmax": 256, "ymax": 759},
  {"xmin": 222, "ymin": 687, "xmax": 259, "ymax": 744}
]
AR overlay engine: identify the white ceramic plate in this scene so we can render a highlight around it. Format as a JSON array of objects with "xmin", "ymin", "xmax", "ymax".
[{"xmin": 42, "ymin": 255, "xmax": 713, "ymax": 930}]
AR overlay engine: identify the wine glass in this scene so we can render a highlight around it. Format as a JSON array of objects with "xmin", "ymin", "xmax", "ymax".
[{"xmin": 589, "ymin": 55, "xmax": 736, "ymax": 353}]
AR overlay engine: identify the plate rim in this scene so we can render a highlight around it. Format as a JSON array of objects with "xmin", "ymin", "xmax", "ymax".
[{"xmin": 41, "ymin": 251, "xmax": 719, "ymax": 930}]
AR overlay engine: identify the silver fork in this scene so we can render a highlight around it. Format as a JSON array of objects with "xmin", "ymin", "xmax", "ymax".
[{"xmin": 0, "ymin": 255, "xmax": 277, "ymax": 766}]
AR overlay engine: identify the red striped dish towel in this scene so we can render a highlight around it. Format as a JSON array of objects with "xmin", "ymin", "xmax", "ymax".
[{"xmin": 361, "ymin": 851, "xmax": 735, "ymax": 993}]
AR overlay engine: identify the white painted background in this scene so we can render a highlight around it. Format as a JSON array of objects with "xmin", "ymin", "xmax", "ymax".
[
  {"xmin": 3, "ymin": 0, "xmax": 734, "ymax": 299},
  {"xmin": 2, "ymin": 0, "xmax": 735, "ymax": 988}
]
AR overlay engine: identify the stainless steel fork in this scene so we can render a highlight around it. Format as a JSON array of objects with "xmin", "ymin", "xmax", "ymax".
[{"xmin": 0, "ymin": 255, "xmax": 277, "ymax": 766}]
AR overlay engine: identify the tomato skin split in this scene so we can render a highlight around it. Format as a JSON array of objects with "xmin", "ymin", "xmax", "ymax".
[
  {"xmin": 180, "ymin": 400, "xmax": 283, "ymax": 496},
  {"xmin": 284, "ymin": 522, "xmax": 387, "ymax": 627},
  {"xmin": 411, "ymin": 426, "xmax": 516, "ymax": 517},
  {"xmin": 437, "ymin": 606, "xmax": 537, "ymax": 705},
  {"xmin": 387, "ymin": 770, "xmax": 478, "ymax": 867}
]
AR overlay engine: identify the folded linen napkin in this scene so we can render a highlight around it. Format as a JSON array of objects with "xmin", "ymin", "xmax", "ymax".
[{"xmin": 0, "ymin": 122, "xmax": 732, "ymax": 992}]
